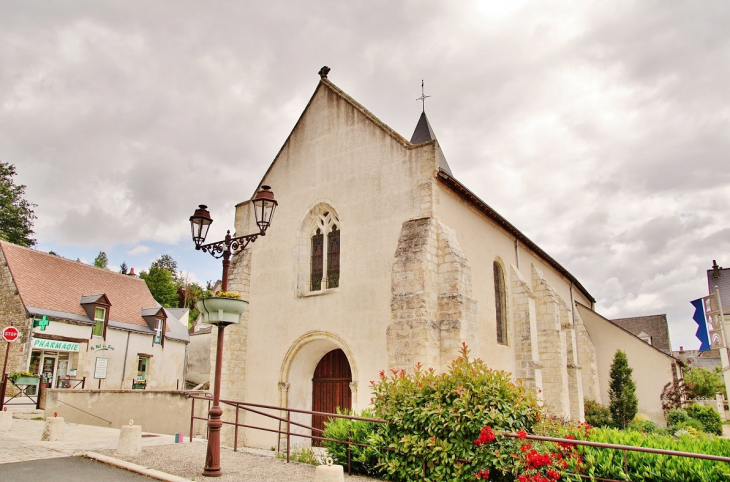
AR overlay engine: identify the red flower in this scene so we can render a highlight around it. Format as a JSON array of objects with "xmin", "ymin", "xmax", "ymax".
[
  {"xmin": 517, "ymin": 430, "xmax": 528, "ymax": 439},
  {"xmin": 473, "ymin": 469, "xmax": 490, "ymax": 479},
  {"xmin": 521, "ymin": 443, "xmax": 532, "ymax": 452},
  {"xmin": 474, "ymin": 426, "xmax": 496, "ymax": 446}
]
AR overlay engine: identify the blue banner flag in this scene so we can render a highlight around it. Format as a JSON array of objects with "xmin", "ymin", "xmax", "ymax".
[{"xmin": 691, "ymin": 298, "xmax": 711, "ymax": 351}]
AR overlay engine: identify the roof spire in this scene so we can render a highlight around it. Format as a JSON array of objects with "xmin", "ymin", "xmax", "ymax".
[{"xmin": 416, "ymin": 80, "xmax": 430, "ymax": 112}]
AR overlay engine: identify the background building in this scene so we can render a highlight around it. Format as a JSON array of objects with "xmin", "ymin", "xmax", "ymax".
[{"xmin": 0, "ymin": 241, "xmax": 188, "ymax": 394}]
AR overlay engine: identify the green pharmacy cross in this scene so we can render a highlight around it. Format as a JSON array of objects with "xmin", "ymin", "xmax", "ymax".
[{"xmin": 33, "ymin": 315, "xmax": 50, "ymax": 331}]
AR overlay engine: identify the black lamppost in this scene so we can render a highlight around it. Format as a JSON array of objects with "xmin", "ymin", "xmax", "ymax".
[{"xmin": 189, "ymin": 185, "xmax": 277, "ymax": 477}]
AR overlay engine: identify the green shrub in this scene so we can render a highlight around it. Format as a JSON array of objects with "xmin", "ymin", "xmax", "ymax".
[
  {"xmin": 686, "ymin": 403, "xmax": 723, "ymax": 436},
  {"xmin": 666, "ymin": 408, "xmax": 689, "ymax": 427},
  {"xmin": 584, "ymin": 399, "xmax": 613, "ymax": 428},
  {"xmin": 322, "ymin": 408, "xmax": 379, "ymax": 476},
  {"xmin": 276, "ymin": 445, "xmax": 321, "ymax": 465},
  {"xmin": 579, "ymin": 427, "xmax": 730, "ymax": 481},
  {"xmin": 370, "ymin": 344, "xmax": 542, "ymax": 481},
  {"xmin": 673, "ymin": 418, "xmax": 705, "ymax": 434},
  {"xmin": 628, "ymin": 419, "xmax": 658, "ymax": 434}
]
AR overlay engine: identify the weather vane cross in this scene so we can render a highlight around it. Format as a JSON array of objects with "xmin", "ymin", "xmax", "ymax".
[{"xmin": 416, "ymin": 80, "xmax": 430, "ymax": 112}]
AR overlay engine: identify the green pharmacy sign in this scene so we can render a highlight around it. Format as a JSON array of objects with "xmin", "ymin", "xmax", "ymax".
[
  {"xmin": 33, "ymin": 315, "xmax": 50, "ymax": 331},
  {"xmin": 31, "ymin": 338, "xmax": 80, "ymax": 352}
]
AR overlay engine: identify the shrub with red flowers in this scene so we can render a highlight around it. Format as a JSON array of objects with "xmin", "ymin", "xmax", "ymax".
[
  {"xmin": 367, "ymin": 344, "xmax": 542, "ymax": 481},
  {"xmin": 470, "ymin": 422, "xmax": 591, "ymax": 481}
]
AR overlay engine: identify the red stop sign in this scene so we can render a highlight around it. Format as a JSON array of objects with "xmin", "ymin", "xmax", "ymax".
[{"xmin": 2, "ymin": 326, "xmax": 19, "ymax": 342}]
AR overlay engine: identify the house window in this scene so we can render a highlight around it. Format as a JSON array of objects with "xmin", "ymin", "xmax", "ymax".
[
  {"xmin": 134, "ymin": 356, "xmax": 148, "ymax": 389},
  {"xmin": 310, "ymin": 211, "xmax": 340, "ymax": 291},
  {"xmin": 494, "ymin": 262, "xmax": 507, "ymax": 345},
  {"xmin": 92, "ymin": 307, "xmax": 106, "ymax": 337},
  {"xmin": 153, "ymin": 319, "xmax": 163, "ymax": 345}
]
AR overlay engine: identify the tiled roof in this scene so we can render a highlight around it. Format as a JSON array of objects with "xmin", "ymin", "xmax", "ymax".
[
  {"xmin": 1, "ymin": 241, "xmax": 158, "ymax": 328},
  {"xmin": 611, "ymin": 314, "xmax": 672, "ymax": 354}
]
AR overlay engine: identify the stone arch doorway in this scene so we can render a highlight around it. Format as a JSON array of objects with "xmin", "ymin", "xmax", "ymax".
[
  {"xmin": 312, "ymin": 349, "xmax": 352, "ymax": 446},
  {"xmin": 279, "ymin": 331, "xmax": 358, "ymax": 447}
]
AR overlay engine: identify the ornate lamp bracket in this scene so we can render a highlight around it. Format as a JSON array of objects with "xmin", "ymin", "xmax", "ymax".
[{"xmin": 200, "ymin": 230, "xmax": 261, "ymax": 259}]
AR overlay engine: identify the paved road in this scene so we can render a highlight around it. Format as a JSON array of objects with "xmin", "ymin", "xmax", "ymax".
[{"xmin": 3, "ymin": 456, "xmax": 152, "ymax": 481}]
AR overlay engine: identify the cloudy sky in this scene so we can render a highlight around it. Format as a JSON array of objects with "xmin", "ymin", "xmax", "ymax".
[{"xmin": 2, "ymin": 1, "xmax": 728, "ymax": 350}]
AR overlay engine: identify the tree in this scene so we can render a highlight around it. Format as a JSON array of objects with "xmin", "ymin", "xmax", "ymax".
[
  {"xmin": 93, "ymin": 251, "xmax": 109, "ymax": 269},
  {"xmin": 608, "ymin": 349, "xmax": 638, "ymax": 428},
  {"xmin": 0, "ymin": 161, "xmax": 37, "ymax": 247},
  {"xmin": 140, "ymin": 266, "xmax": 179, "ymax": 308},
  {"xmin": 120, "ymin": 261, "xmax": 128, "ymax": 274},
  {"xmin": 151, "ymin": 254, "xmax": 179, "ymax": 283},
  {"xmin": 684, "ymin": 367, "xmax": 726, "ymax": 399},
  {"xmin": 661, "ymin": 378, "xmax": 689, "ymax": 411},
  {"xmin": 179, "ymin": 275, "xmax": 204, "ymax": 328}
]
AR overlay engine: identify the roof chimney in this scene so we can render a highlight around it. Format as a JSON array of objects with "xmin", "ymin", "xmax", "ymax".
[
  {"xmin": 713, "ymin": 260, "xmax": 721, "ymax": 279},
  {"xmin": 128, "ymin": 268, "xmax": 136, "ymax": 276}
]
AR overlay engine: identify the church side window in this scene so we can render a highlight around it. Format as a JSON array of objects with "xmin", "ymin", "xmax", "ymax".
[
  {"xmin": 494, "ymin": 262, "xmax": 507, "ymax": 345},
  {"xmin": 327, "ymin": 226, "xmax": 340, "ymax": 288},
  {"xmin": 309, "ymin": 211, "xmax": 340, "ymax": 291},
  {"xmin": 311, "ymin": 229, "xmax": 324, "ymax": 290}
]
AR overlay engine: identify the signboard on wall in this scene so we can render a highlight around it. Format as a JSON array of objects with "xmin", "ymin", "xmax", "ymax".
[
  {"xmin": 94, "ymin": 357, "xmax": 108, "ymax": 379},
  {"xmin": 31, "ymin": 338, "xmax": 80, "ymax": 352}
]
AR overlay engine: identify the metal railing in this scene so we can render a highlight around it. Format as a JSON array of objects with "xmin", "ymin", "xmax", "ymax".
[
  {"xmin": 0, "ymin": 374, "xmax": 41, "ymax": 410},
  {"xmin": 56, "ymin": 376, "xmax": 86, "ymax": 389},
  {"xmin": 186, "ymin": 393, "xmax": 730, "ymax": 480}
]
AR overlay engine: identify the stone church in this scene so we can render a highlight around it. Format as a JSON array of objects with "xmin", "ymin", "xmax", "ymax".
[{"xmin": 214, "ymin": 69, "xmax": 678, "ymax": 448}]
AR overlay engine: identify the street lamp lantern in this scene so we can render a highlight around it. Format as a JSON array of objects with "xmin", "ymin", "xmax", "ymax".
[
  {"xmin": 189, "ymin": 205, "xmax": 213, "ymax": 249},
  {"xmin": 251, "ymin": 185, "xmax": 277, "ymax": 233},
  {"xmin": 188, "ymin": 187, "xmax": 277, "ymax": 478}
]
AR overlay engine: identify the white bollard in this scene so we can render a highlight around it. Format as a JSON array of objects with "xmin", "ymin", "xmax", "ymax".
[
  {"xmin": 41, "ymin": 416, "xmax": 64, "ymax": 441},
  {"xmin": 117, "ymin": 419, "xmax": 142, "ymax": 456},
  {"xmin": 0, "ymin": 409, "xmax": 12, "ymax": 431},
  {"xmin": 315, "ymin": 457, "xmax": 344, "ymax": 482}
]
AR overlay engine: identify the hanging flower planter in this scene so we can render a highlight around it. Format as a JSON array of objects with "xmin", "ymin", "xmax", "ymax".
[{"xmin": 197, "ymin": 296, "xmax": 249, "ymax": 326}]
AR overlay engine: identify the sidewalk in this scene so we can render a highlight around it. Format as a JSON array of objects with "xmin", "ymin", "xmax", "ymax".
[
  {"xmin": 0, "ymin": 418, "xmax": 179, "ymax": 464},
  {"xmin": 1, "ymin": 418, "xmax": 378, "ymax": 481}
]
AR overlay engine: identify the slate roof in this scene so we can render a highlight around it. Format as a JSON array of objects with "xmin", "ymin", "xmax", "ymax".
[
  {"xmin": 611, "ymin": 314, "xmax": 672, "ymax": 354},
  {"xmin": 707, "ymin": 264, "xmax": 730, "ymax": 312},
  {"xmin": 1, "ymin": 241, "xmax": 160, "ymax": 330},
  {"xmin": 409, "ymin": 111, "xmax": 453, "ymax": 175}
]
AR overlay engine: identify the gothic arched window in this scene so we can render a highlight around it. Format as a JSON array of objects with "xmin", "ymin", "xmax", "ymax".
[
  {"xmin": 494, "ymin": 261, "xmax": 507, "ymax": 345},
  {"xmin": 310, "ymin": 211, "xmax": 340, "ymax": 291}
]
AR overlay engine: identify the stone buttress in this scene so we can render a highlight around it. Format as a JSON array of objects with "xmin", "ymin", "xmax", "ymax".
[{"xmin": 387, "ymin": 216, "xmax": 477, "ymax": 373}]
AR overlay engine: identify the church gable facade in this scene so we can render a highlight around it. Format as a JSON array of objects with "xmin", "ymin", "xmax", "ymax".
[{"xmin": 215, "ymin": 71, "xmax": 667, "ymax": 448}]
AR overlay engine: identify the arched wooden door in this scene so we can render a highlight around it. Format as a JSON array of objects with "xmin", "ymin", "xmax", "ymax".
[{"xmin": 312, "ymin": 348, "xmax": 351, "ymax": 446}]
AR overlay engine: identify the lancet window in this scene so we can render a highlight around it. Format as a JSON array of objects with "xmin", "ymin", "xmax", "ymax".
[
  {"xmin": 494, "ymin": 261, "xmax": 508, "ymax": 345},
  {"xmin": 310, "ymin": 211, "xmax": 340, "ymax": 291}
]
